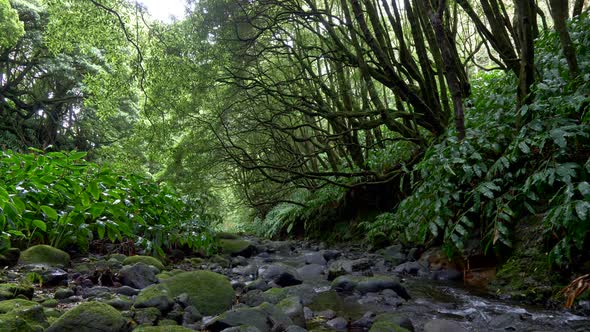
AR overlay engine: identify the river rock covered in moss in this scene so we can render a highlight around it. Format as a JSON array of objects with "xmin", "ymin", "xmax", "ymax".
[
  {"xmin": 205, "ymin": 302, "xmax": 293, "ymax": 332},
  {"xmin": 0, "ymin": 299, "xmax": 47, "ymax": 332},
  {"xmin": 46, "ymin": 301, "xmax": 128, "ymax": 332},
  {"xmin": 220, "ymin": 239, "xmax": 257, "ymax": 257},
  {"xmin": 0, "ymin": 282, "xmax": 34, "ymax": 300},
  {"xmin": 19, "ymin": 245, "xmax": 70, "ymax": 267},
  {"xmin": 135, "ymin": 270, "xmax": 234, "ymax": 316}
]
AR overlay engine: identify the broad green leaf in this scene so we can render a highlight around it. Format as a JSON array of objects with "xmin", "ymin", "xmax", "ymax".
[
  {"xmin": 550, "ymin": 128, "xmax": 567, "ymax": 148},
  {"xmin": 7, "ymin": 229, "xmax": 25, "ymax": 237},
  {"xmin": 12, "ymin": 196, "xmax": 26, "ymax": 214},
  {"xmin": 0, "ymin": 187, "xmax": 8, "ymax": 201},
  {"xmin": 518, "ymin": 141, "xmax": 531, "ymax": 154},
  {"xmin": 575, "ymin": 201, "xmax": 590, "ymax": 220},
  {"xmin": 96, "ymin": 221, "xmax": 105, "ymax": 239},
  {"xmin": 68, "ymin": 151, "xmax": 87, "ymax": 160},
  {"xmin": 455, "ymin": 224, "xmax": 468, "ymax": 236},
  {"xmin": 88, "ymin": 181, "xmax": 100, "ymax": 200},
  {"xmin": 578, "ymin": 182, "xmax": 590, "ymax": 196},
  {"xmin": 32, "ymin": 219, "xmax": 47, "ymax": 232},
  {"xmin": 89, "ymin": 203, "xmax": 106, "ymax": 219},
  {"xmin": 80, "ymin": 192, "xmax": 90, "ymax": 207},
  {"xmin": 41, "ymin": 205, "xmax": 58, "ymax": 220}
]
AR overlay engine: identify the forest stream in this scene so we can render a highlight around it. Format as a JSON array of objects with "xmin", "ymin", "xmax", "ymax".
[{"xmin": 2, "ymin": 236, "xmax": 589, "ymax": 332}]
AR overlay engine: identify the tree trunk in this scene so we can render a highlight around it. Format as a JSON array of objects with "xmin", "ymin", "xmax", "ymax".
[
  {"xmin": 515, "ymin": 0, "xmax": 536, "ymax": 112},
  {"xmin": 549, "ymin": 0, "xmax": 580, "ymax": 79},
  {"xmin": 424, "ymin": 0, "xmax": 467, "ymax": 140},
  {"xmin": 572, "ymin": 0, "xmax": 586, "ymax": 17}
]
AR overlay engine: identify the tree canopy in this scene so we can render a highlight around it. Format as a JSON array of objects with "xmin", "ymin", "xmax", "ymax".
[{"xmin": 1, "ymin": 0, "xmax": 589, "ymax": 269}]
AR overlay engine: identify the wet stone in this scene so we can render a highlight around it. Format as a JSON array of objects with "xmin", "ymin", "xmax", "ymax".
[
  {"xmin": 326, "ymin": 316, "xmax": 348, "ymax": 329},
  {"xmin": 115, "ymin": 285, "xmax": 140, "ymax": 296},
  {"xmin": 53, "ymin": 288, "xmax": 74, "ymax": 300},
  {"xmin": 119, "ymin": 262, "xmax": 159, "ymax": 289},
  {"xmin": 182, "ymin": 305, "xmax": 202, "ymax": 325},
  {"xmin": 133, "ymin": 307, "xmax": 162, "ymax": 325},
  {"xmin": 303, "ymin": 252, "xmax": 327, "ymax": 265}
]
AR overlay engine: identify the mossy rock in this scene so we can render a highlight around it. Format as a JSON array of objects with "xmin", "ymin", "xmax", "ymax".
[
  {"xmin": 0, "ymin": 313, "xmax": 43, "ymax": 332},
  {"xmin": 162, "ymin": 271, "xmax": 234, "ymax": 316},
  {"xmin": 308, "ymin": 290, "xmax": 364, "ymax": 320},
  {"xmin": 210, "ymin": 254, "xmax": 230, "ymax": 268},
  {"xmin": 0, "ymin": 283, "xmax": 34, "ymax": 300},
  {"xmin": 369, "ymin": 321, "xmax": 411, "ymax": 332},
  {"xmin": 219, "ymin": 239, "xmax": 256, "ymax": 257},
  {"xmin": 42, "ymin": 299, "xmax": 59, "ymax": 308},
  {"xmin": 47, "ymin": 301, "xmax": 127, "ymax": 332},
  {"xmin": 206, "ymin": 302, "xmax": 292, "ymax": 332},
  {"xmin": 123, "ymin": 256, "xmax": 165, "ymax": 271},
  {"xmin": 0, "ymin": 299, "xmax": 47, "ymax": 331},
  {"xmin": 0, "ymin": 299, "xmax": 39, "ymax": 313},
  {"xmin": 373, "ymin": 313, "xmax": 414, "ymax": 332},
  {"xmin": 277, "ymin": 296, "xmax": 305, "ymax": 327},
  {"xmin": 109, "ymin": 253, "xmax": 127, "ymax": 262},
  {"xmin": 19, "ymin": 245, "xmax": 70, "ymax": 267},
  {"xmin": 134, "ymin": 326, "xmax": 194, "ymax": 331},
  {"xmin": 216, "ymin": 232, "xmax": 240, "ymax": 240},
  {"xmin": 134, "ymin": 284, "xmax": 173, "ymax": 311},
  {"xmin": 261, "ymin": 287, "xmax": 289, "ymax": 304},
  {"xmin": 135, "ymin": 271, "xmax": 234, "ymax": 316},
  {"xmin": 260, "ymin": 284, "xmax": 317, "ymax": 305},
  {"xmin": 490, "ymin": 216, "xmax": 560, "ymax": 303}
]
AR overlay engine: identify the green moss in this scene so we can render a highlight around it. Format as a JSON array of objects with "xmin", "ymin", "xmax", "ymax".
[
  {"xmin": 369, "ymin": 321, "xmax": 410, "ymax": 332},
  {"xmin": 19, "ymin": 245, "xmax": 70, "ymax": 267},
  {"xmin": 0, "ymin": 299, "xmax": 47, "ymax": 331},
  {"xmin": 0, "ymin": 313, "xmax": 43, "ymax": 332},
  {"xmin": 134, "ymin": 284, "xmax": 172, "ymax": 308},
  {"xmin": 42, "ymin": 299, "xmax": 59, "ymax": 308},
  {"xmin": 308, "ymin": 290, "xmax": 363, "ymax": 320},
  {"xmin": 109, "ymin": 253, "xmax": 127, "ymax": 262},
  {"xmin": 47, "ymin": 301, "xmax": 126, "ymax": 332},
  {"xmin": 123, "ymin": 256, "xmax": 165, "ymax": 271},
  {"xmin": 219, "ymin": 239, "xmax": 251, "ymax": 255},
  {"xmin": 210, "ymin": 254, "xmax": 230, "ymax": 267},
  {"xmin": 0, "ymin": 283, "xmax": 34, "ymax": 300},
  {"xmin": 261, "ymin": 287, "xmax": 288, "ymax": 304},
  {"xmin": 162, "ymin": 271, "xmax": 234, "ymax": 316},
  {"xmin": 491, "ymin": 217, "xmax": 560, "ymax": 303},
  {"xmin": 0, "ymin": 299, "xmax": 39, "ymax": 313}
]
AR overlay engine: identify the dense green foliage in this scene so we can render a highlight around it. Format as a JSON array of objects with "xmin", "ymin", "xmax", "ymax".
[
  {"xmin": 370, "ymin": 14, "xmax": 590, "ymax": 265},
  {"xmin": 0, "ymin": 0, "xmax": 24, "ymax": 49},
  {"xmin": 0, "ymin": 149, "xmax": 216, "ymax": 256}
]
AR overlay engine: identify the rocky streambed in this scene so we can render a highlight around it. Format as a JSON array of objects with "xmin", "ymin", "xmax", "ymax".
[{"xmin": 0, "ymin": 235, "xmax": 588, "ymax": 331}]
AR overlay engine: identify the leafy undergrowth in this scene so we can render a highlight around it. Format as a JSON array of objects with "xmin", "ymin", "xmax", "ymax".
[
  {"xmin": 380, "ymin": 13, "xmax": 590, "ymax": 268},
  {"xmin": 0, "ymin": 149, "xmax": 216, "ymax": 257}
]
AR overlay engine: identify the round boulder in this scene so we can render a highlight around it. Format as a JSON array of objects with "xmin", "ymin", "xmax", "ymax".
[
  {"xmin": 119, "ymin": 262, "xmax": 159, "ymax": 289},
  {"xmin": 47, "ymin": 301, "xmax": 127, "ymax": 332},
  {"xmin": 135, "ymin": 271, "xmax": 234, "ymax": 316},
  {"xmin": 220, "ymin": 239, "xmax": 257, "ymax": 257},
  {"xmin": 19, "ymin": 245, "xmax": 70, "ymax": 267}
]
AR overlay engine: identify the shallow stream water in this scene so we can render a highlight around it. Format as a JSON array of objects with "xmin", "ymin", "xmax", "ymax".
[{"xmin": 251, "ymin": 241, "xmax": 590, "ymax": 332}]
